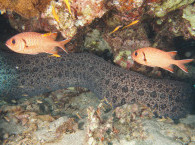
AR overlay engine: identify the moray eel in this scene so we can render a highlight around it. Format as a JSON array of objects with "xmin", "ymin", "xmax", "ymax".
[{"xmin": 0, "ymin": 50, "xmax": 193, "ymax": 119}]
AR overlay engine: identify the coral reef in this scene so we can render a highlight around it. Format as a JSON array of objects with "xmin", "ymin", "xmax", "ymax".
[
  {"xmin": 41, "ymin": 0, "xmax": 77, "ymax": 38},
  {"xmin": 6, "ymin": 0, "xmax": 107, "ymax": 38},
  {"xmin": 110, "ymin": 0, "xmax": 144, "ymax": 19},
  {"xmin": 2, "ymin": 0, "xmax": 195, "ymax": 40},
  {"xmin": 104, "ymin": 0, "xmax": 162, "ymax": 32},
  {"xmin": 0, "ymin": 0, "xmax": 51, "ymax": 18},
  {"xmin": 182, "ymin": 4, "xmax": 195, "ymax": 37},
  {"xmin": 103, "ymin": 23, "xmax": 151, "ymax": 70},
  {"xmin": 113, "ymin": 50, "xmax": 134, "ymax": 69},
  {"xmin": 1, "ymin": 0, "xmax": 194, "ymax": 82},
  {"xmin": 146, "ymin": 0, "xmax": 195, "ymax": 39},
  {"xmin": 85, "ymin": 105, "xmax": 114, "ymax": 144},
  {"xmin": 0, "ymin": 0, "xmax": 195, "ymax": 144},
  {"xmin": 84, "ymin": 29, "xmax": 111, "ymax": 52},
  {"xmin": 1, "ymin": 91, "xmax": 195, "ymax": 145},
  {"xmin": 152, "ymin": 0, "xmax": 194, "ymax": 17},
  {"xmin": 0, "ymin": 87, "xmax": 100, "ymax": 144}
]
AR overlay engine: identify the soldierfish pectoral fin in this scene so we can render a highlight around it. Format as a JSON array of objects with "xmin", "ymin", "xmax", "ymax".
[
  {"xmin": 167, "ymin": 51, "xmax": 177, "ymax": 58},
  {"xmin": 58, "ymin": 38, "xmax": 72, "ymax": 54},
  {"xmin": 175, "ymin": 59, "xmax": 194, "ymax": 73},
  {"xmin": 41, "ymin": 32, "xmax": 58, "ymax": 40},
  {"xmin": 162, "ymin": 65, "xmax": 174, "ymax": 73}
]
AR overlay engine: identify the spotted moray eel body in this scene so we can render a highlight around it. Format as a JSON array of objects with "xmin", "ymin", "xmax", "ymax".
[{"xmin": 0, "ymin": 51, "xmax": 193, "ymax": 119}]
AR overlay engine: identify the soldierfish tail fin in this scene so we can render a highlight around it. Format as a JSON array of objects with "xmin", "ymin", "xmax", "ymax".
[
  {"xmin": 175, "ymin": 59, "xmax": 194, "ymax": 73},
  {"xmin": 58, "ymin": 38, "xmax": 72, "ymax": 54}
]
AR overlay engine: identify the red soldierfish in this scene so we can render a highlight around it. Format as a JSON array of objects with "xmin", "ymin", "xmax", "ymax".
[
  {"xmin": 131, "ymin": 47, "xmax": 194, "ymax": 73},
  {"xmin": 5, "ymin": 32, "xmax": 71, "ymax": 56}
]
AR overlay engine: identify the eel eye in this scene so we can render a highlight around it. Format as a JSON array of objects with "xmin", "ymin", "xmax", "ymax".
[
  {"xmin": 12, "ymin": 39, "xmax": 16, "ymax": 44},
  {"xmin": 135, "ymin": 51, "xmax": 138, "ymax": 56}
]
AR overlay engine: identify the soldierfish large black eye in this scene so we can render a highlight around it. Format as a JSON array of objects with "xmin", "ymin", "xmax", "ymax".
[
  {"xmin": 135, "ymin": 51, "xmax": 138, "ymax": 56},
  {"xmin": 12, "ymin": 39, "xmax": 16, "ymax": 44}
]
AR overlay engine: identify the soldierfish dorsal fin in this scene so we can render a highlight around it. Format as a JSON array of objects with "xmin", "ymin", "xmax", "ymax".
[
  {"xmin": 167, "ymin": 51, "xmax": 177, "ymax": 58},
  {"xmin": 174, "ymin": 59, "xmax": 194, "ymax": 73},
  {"xmin": 41, "ymin": 32, "xmax": 58, "ymax": 40}
]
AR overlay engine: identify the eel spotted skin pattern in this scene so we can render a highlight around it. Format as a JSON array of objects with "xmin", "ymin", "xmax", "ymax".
[{"xmin": 0, "ymin": 50, "xmax": 193, "ymax": 119}]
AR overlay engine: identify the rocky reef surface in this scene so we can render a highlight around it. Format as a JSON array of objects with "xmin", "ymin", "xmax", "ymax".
[
  {"xmin": 0, "ymin": 0, "xmax": 195, "ymax": 144},
  {"xmin": 0, "ymin": 88, "xmax": 195, "ymax": 145}
]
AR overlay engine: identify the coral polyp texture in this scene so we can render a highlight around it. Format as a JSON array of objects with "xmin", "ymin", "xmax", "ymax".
[{"xmin": 0, "ymin": 0, "xmax": 51, "ymax": 18}]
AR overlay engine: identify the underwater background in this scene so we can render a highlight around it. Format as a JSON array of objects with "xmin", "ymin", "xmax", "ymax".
[{"xmin": 0, "ymin": 0, "xmax": 195, "ymax": 144}]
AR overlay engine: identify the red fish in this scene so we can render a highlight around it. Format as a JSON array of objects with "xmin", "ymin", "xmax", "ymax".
[
  {"xmin": 131, "ymin": 47, "xmax": 194, "ymax": 73},
  {"xmin": 5, "ymin": 32, "xmax": 71, "ymax": 56}
]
